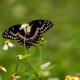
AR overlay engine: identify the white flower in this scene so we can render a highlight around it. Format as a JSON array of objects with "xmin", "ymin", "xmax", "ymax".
[
  {"xmin": 75, "ymin": 73, "xmax": 80, "ymax": 80},
  {"xmin": 20, "ymin": 23, "xmax": 31, "ymax": 33},
  {"xmin": 48, "ymin": 78, "xmax": 59, "ymax": 80},
  {"xmin": 20, "ymin": 23, "xmax": 29, "ymax": 30},
  {"xmin": 42, "ymin": 71, "xmax": 50, "ymax": 77},
  {"xmin": 8, "ymin": 42, "xmax": 15, "ymax": 47},
  {"xmin": 75, "ymin": 77, "xmax": 80, "ymax": 80},
  {"xmin": 3, "ymin": 44, "xmax": 8, "ymax": 51},
  {"xmin": 40, "ymin": 61, "xmax": 51, "ymax": 69},
  {"xmin": 0, "ymin": 66, "xmax": 7, "ymax": 72},
  {"xmin": 15, "ymin": 76, "xmax": 20, "ymax": 79},
  {"xmin": 3, "ymin": 40, "xmax": 15, "ymax": 51},
  {"xmin": 70, "ymin": 76, "xmax": 76, "ymax": 80},
  {"xmin": 65, "ymin": 75, "xmax": 71, "ymax": 80},
  {"xmin": 65, "ymin": 73, "xmax": 80, "ymax": 80},
  {"xmin": 11, "ymin": 74, "xmax": 20, "ymax": 80},
  {"xmin": 27, "ymin": 26, "xmax": 31, "ymax": 33}
]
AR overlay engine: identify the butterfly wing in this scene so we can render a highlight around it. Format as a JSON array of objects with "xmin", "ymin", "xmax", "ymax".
[
  {"xmin": 2, "ymin": 24, "xmax": 32, "ymax": 48},
  {"xmin": 27, "ymin": 20, "xmax": 53, "ymax": 48},
  {"xmin": 2, "ymin": 24, "xmax": 20, "ymax": 40},
  {"xmin": 2, "ymin": 20, "xmax": 53, "ymax": 49},
  {"xmin": 29, "ymin": 20, "xmax": 53, "ymax": 33}
]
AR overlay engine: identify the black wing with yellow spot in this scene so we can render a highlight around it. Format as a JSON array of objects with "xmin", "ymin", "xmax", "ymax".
[
  {"xmin": 29, "ymin": 20, "xmax": 53, "ymax": 33},
  {"xmin": 2, "ymin": 20, "xmax": 53, "ymax": 49}
]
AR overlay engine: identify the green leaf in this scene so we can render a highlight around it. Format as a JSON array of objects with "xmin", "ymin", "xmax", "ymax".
[
  {"xmin": 37, "ymin": 38, "xmax": 47, "ymax": 47},
  {"xmin": 23, "ymin": 53, "xmax": 31, "ymax": 59},
  {"xmin": 16, "ymin": 54, "xmax": 31, "ymax": 60}
]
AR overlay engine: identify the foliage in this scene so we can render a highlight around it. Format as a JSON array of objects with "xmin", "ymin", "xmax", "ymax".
[{"xmin": 0, "ymin": 0, "xmax": 80, "ymax": 80}]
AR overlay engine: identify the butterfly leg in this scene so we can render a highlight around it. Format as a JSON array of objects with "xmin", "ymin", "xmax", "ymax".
[
  {"xmin": 26, "ymin": 48, "xmax": 30, "ymax": 53},
  {"xmin": 25, "ymin": 41, "xmax": 39, "ymax": 53},
  {"xmin": 34, "ymin": 45, "xmax": 39, "ymax": 54}
]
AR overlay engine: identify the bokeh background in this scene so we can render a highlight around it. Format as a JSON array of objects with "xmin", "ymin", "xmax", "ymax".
[{"xmin": 0, "ymin": 0, "xmax": 80, "ymax": 80}]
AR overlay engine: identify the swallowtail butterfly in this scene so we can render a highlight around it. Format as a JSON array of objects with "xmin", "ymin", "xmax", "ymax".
[{"xmin": 2, "ymin": 20, "xmax": 53, "ymax": 49}]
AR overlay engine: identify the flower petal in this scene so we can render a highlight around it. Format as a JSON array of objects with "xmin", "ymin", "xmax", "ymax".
[
  {"xmin": 15, "ymin": 76, "xmax": 21, "ymax": 79},
  {"xmin": 75, "ymin": 77, "xmax": 80, "ymax": 80},
  {"xmin": 3, "ymin": 44, "xmax": 8, "ymax": 51},
  {"xmin": 8, "ymin": 42, "xmax": 15, "ymax": 47},
  {"xmin": 2, "ymin": 67, "xmax": 7, "ymax": 72},
  {"xmin": 48, "ymin": 78, "xmax": 59, "ymax": 80},
  {"xmin": 40, "ymin": 61, "xmax": 51, "ymax": 69},
  {"xmin": 27, "ymin": 26, "xmax": 31, "ymax": 33},
  {"xmin": 20, "ymin": 24, "xmax": 28, "ymax": 30},
  {"xmin": 42, "ymin": 71, "xmax": 50, "ymax": 77}
]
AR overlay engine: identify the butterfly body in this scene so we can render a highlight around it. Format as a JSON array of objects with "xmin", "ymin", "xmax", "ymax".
[{"xmin": 2, "ymin": 20, "xmax": 53, "ymax": 49}]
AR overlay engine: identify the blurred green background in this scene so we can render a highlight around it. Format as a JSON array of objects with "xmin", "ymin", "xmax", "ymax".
[{"xmin": 0, "ymin": 0, "xmax": 80, "ymax": 80}]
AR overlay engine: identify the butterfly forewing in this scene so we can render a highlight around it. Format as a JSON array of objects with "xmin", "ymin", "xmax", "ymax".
[
  {"xmin": 2, "ymin": 20, "xmax": 53, "ymax": 49},
  {"xmin": 3, "ymin": 25, "xmax": 20, "ymax": 39},
  {"xmin": 29, "ymin": 20, "xmax": 53, "ymax": 33}
]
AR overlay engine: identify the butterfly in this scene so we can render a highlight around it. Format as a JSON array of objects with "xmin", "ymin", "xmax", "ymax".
[{"xmin": 2, "ymin": 20, "xmax": 53, "ymax": 49}]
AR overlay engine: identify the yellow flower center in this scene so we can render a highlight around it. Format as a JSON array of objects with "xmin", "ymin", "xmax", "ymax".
[
  {"xmin": 65, "ymin": 75, "xmax": 71, "ymax": 79},
  {"xmin": 23, "ymin": 23, "xmax": 29, "ymax": 27},
  {"xmin": 0, "ymin": 66, "xmax": 3, "ymax": 69},
  {"xmin": 70, "ymin": 76, "xmax": 75, "ymax": 80},
  {"xmin": 10, "ymin": 74, "xmax": 15, "ymax": 79},
  {"xmin": 5, "ymin": 40, "xmax": 10, "ymax": 44},
  {"xmin": 75, "ymin": 73, "xmax": 80, "ymax": 77}
]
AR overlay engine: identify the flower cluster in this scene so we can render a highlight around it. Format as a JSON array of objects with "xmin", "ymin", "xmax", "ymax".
[
  {"xmin": 65, "ymin": 73, "xmax": 80, "ymax": 80},
  {"xmin": 10, "ymin": 74, "xmax": 20, "ymax": 80},
  {"xmin": 3, "ymin": 40, "xmax": 15, "ymax": 51},
  {"xmin": 0, "ymin": 65, "xmax": 7, "ymax": 72}
]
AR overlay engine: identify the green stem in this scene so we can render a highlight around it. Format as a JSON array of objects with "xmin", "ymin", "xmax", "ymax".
[
  {"xmin": 35, "ymin": 74, "xmax": 41, "ymax": 80},
  {"xmin": 21, "ymin": 60, "xmax": 35, "ymax": 74},
  {"xmin": 24, "ymin": 59, "xmax": 37, "ymax": 74},
  {"xmin": 21, "ymin": 59, "xmax": 41, "ymax": 80},
  {"xmin": 15, "ymin": 60, "xmax": 18, "ymax": 75},
  {"xmin": 0, "ymin": 71, "xmax": 4, "ymax": 80}
]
